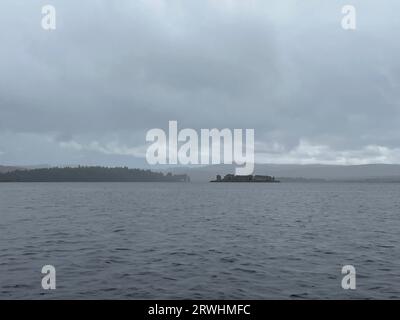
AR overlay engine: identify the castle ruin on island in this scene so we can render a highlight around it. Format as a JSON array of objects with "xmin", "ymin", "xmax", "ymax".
[{"xmin": 211, "ymin": 174, "xmax": 279, "ymax": 183}]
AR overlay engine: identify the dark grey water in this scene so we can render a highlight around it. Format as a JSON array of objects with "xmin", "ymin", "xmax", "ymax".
[{"xmin": 0, "ymin": 182, "xmax": 399, "ymax": 299}]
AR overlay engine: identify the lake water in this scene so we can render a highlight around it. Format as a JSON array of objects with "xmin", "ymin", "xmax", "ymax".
[{"xmin": 0, "ymin": 182, "xmax": 399, "ymax": 299}]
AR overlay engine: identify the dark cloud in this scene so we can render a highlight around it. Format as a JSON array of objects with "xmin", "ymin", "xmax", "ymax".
[{"xmin": 1, "ymin": 0, "xmax": 400, "ymax": 166}]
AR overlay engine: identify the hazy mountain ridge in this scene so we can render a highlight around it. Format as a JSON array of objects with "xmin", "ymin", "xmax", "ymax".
[
  {"xmin": 0, "ymin": 165, "xmax": 23, "ymax": 173},
  {"xmin": 167, "ymin": 164, "xmax": 400, "ymax": 182},
  {"xmin": 0, "ymin": 165, "xmax": 49, "ymax": 173}
]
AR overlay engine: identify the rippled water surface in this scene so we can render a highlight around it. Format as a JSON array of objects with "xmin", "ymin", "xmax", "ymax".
[{"xmin": 0, "ymin": 182, "xmax": 399, "ymax": 299}]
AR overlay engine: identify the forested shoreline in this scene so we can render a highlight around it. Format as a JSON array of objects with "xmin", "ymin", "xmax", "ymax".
[{"xmin": 0, "ymin": 166, "xmax": 190, "ymax": 182}]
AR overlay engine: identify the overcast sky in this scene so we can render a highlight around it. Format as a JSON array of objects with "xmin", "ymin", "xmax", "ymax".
[{"xmin": 1, "ymin": 0, "xmax": 399, "ymax": 167}]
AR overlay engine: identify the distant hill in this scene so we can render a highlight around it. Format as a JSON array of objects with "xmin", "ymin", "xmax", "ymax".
[
  {"xmin": 0, "ymin": 164, "xmax": 50, "ymax": 174},
  {"xmin": 0, "ymin": 165, "xmax": 23, "ymax": 173},
  {"xmin": 0, "ymin": 166, "xmax": 190, "ymax": 182},
  {"xmin": 167, "ymin": 164, "xmax": 400, "ymax": 182}
]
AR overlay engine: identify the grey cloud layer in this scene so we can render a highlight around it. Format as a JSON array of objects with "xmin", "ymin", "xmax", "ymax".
[{"xmin": 1, "ymin": 0, "xmax": 399, "ymax": 166}]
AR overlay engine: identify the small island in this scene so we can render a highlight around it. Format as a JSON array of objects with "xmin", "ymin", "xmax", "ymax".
[
  {"xmin": 210, "ymin": 174, "xmax": 280, "ymax": 183},
  {"xmin": 0, "ymin": 166, "xmax": 190, "ymax": 182}
]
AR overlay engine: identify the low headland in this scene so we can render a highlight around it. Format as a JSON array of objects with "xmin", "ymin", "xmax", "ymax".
[{"xmin": 0, "ymin": 166, "xmax": 190, "ymax": 182}]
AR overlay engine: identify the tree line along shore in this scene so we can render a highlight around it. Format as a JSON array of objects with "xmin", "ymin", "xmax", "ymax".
[{"xmin": 0, "ymin": 166, "xmax": 190, "ymax": 182}]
